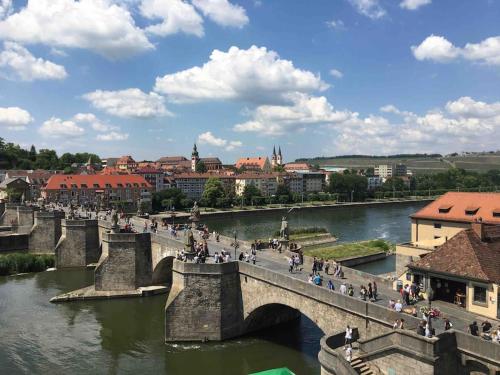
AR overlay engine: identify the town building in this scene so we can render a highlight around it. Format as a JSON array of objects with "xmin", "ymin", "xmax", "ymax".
[
  {"xmin": 284, "ymin": 163, "xmax": 311, "ymax": 173},
  {"xmin": 157, "ymin": 156, "xmax": 191, "ymax": 171},
  {"xmin": 116, "ymin": 155, "xmax": 138, "ymax": 172},
  {"xmin": 401, "ymin": 222, "xmax": 500, "ymax": 320},
  {"xmin": 5, "ymin": 169, "xmax": 56, "ymax": 199},
  {"xmin": 135, "ymin": 167, "xmax": 165, "ymax": 192},
  {"xmin": 281, "ymin": 173, "xmax": 304, "ymax": 194},
  {"xmin": 298, "ymin": 172, "xmax": 325, "ymax": 193},
  {"xmin": 367, "ymin": 176, "xmax": 383, "ymax": 191},
  {"xmin": 271, "ymin": 146, "xmax": 283, "ymax": 168},
  {"xmin": 235, "ymin": 157, "xmax": 272, "ymax": 172},
  {"xmin": 42, "ymin": 174, "xmax": 152, "ymax": 210},
  {"xmin": 0, "ymin": 177, "xmax": 31, "ymax": 202},
  {"xmin": 374, "ymin": 164, "xmax": 407, "ymax": 179},
  {"xmin": 174, "ymin": 173, "xmax": 235, "ymax": 200},
  {"xmin": 235, "ymin": 173, "xmax": 278, "ymax": 197},
  {"xmin": 101, "ymin": 157, "xmax": 118, "ymax": 168}
]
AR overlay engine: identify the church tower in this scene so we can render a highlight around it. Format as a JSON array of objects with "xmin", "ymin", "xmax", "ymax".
[
  {"xmin": 191, "ymin": 143, "xmax": 200, "ymax": 172},
  {"xmin": 271, "ymin": 145, "xmax": 277, "ymax": 167},
  {"xmin": 277, "ymin": 146, "xmax": 283, "ymax": 166}
]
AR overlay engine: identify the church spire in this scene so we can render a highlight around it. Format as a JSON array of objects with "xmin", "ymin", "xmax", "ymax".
[
  {"xmin": 278, "ymin": 146, "xmax": 282, "ymax": 157},
  {"xmin": 272, "ymin": 145, "xmax": 276, "ymax": 156}
]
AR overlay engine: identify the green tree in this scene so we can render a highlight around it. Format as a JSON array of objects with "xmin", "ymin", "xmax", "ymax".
[
  {"xmin": 152, "ymin": 188, "xmax": 186, "ymax": 212},
  {"xmin": 195, "ymin": 161, "xmax": 207, "ymax": 173},
  {"xmin": 29, "ymin": 145, "xmax": 37, "ymax": 161},
  {"xmin": 201, "ymin": 177, "xmax": 225, "ymax": 207},
  {"xmin": 242, "ymin": 184, "xmax": 261, "ymax": 205},
  {"xmin": 382, "ymin": 177, "xmax": 406, "ymax": 192},
  {"xmin": 328, "ymin": 173, "xmax": 368, "ymax": 201},
  {"xmin": 35, "ymin": 149, "xmax": 59, "ymax": 170}
]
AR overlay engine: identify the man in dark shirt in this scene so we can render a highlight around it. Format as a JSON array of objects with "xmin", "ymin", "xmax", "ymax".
[
  {"xmin": 482, "ymin": 320, "xmax": 492, "ymax": 333},
  {"xmin": 469, "ymin": 321, "xmax": 479, "ymax": 336}
]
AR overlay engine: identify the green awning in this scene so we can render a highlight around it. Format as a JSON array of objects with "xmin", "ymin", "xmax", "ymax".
[{"xmin": 249, "ymin": 368, "xmax": 295, "ymax": 375}]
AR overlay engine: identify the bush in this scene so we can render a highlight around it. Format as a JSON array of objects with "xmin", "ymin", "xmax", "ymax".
[
  {"xmin": 273, "ymin": 226, "xmax": 328, "ymax": 237},
  {"xmin": 0, "ymin": 253, "xmax": 55, "ymax": 276}
]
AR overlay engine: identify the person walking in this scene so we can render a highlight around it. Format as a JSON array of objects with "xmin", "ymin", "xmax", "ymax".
[
  {"xmin": 373, "ymin": 281, "xmax": 378, "ymax": 301},
  {"xmin": 345, "ymin": 325, "xmax": 353, "ymax": 346},
  {"xmin": 339, "ymin": 282, "xmax": 347, "ymax": 295},
  {"xmin": 288, "ymin": 257, "xmax": 294, "ymax": 273},
  {"xmin": 444, "ymin": 318, "xmax": 453, "ymax": 331},
  {"xmin": 327, "ymin": 279, "xmax": 335, "ymax": 291},
  {"xmin": 324, "ymin": 261, "xmax": 330, "ymax": 275}
]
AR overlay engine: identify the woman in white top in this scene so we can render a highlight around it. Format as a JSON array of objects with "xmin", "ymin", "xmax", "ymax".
[{"xmin": 345, "ymin": 325, "xmax": 353, "ymax": 345}]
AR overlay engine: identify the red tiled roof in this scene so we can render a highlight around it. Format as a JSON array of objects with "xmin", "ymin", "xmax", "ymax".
[
  {"xmin": 136, "ymin": 167, "xmax": 163, "ymax": 174},
  {"xmin": 409, "ymin": 226, "xmax": 500, "ymax": 283},
  {"xmin": 157, "ymin": 156, "xmax": 188, "ymax": 163},
  {"xmin": 44, "ymin": 174, "xmax": 151, "ymax": 189},
  {"xmin": 284, "ymin": 163, "xmax": 310, "ymax": 170},
  {"xmin": 235, "ymin": 173, "xmax": 277, "ymax": 179},
  {"xmin": 411, "ymin": 192, "xmax": 500, "ymax": 224},
  {"xmin": 235, "ymin": 157, "xmax": 269, "ymax": 169},
  {"xmin": 117, "ymin": 155, "xmax": 136, "ymax": 164}
]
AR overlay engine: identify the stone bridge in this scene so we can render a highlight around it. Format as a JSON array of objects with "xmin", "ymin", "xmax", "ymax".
[{"xmin": 164, "ymin": 260, "xmax": 419, "ymax": 342}]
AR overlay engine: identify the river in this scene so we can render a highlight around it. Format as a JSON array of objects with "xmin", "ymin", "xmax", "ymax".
[{"xmin": 0, "ymin": 202, "xmax": 426, "ymax": 375}]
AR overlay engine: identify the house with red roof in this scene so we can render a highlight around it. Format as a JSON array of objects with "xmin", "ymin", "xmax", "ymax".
[
  {"xmin": 235, "ymin": 156, "xmax": 272, "ymax": 172},
  {"xmin": 42, "ymin": 174, "xmax": 152, "ymax": 210}
]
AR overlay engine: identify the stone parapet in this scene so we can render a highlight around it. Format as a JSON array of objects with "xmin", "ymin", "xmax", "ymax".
[{"xmin": 55, "ymin": 219, "xmax": 100, "ymax": 268}]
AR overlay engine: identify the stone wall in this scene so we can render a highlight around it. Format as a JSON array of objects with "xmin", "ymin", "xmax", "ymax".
[
  {"xmin": 0, "ymin": 233, "xmax": 29, "ymax": 253},
  {"xmin": 0, "ymin": 204, "xmax": 19, "ymax": 226},
  {"xmin": 165, "ymin": 261, "xmax": 242, "ymax": 342},
  {"xmin": 28, "ymin": 211, "xmax": 64, "ymax": 254},
  {"xmin": 95, "ymin": 232, "xmax": 152, "ymax": 291},
  {"xmin": 55, "ymin": 219, "xmax": 100, "ymax": 268},
  {"xmin": 150, "ymin": 233, "xmax": 183, "ymax": 285},
  {"xmin": 16, "ymin": 206, "xmax": 35, "ymax": 233}
]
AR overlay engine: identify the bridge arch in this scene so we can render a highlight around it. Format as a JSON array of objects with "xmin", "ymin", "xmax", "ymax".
[{"xmin": 152, "ymin": 256, "xmax": 174, "ymax": 285}]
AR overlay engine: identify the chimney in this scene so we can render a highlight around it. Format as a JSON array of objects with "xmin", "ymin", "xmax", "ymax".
[{"xmin": 472, "ymin": 219, "xmax": 486, "ymax": 241}]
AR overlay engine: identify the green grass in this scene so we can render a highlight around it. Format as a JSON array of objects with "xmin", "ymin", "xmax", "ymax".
[
  {"xmin": 303, "ymin": 239, "xmax": 394, "ymax": 260},
  {"xmin": 0, "ymin": 253, "xmax": 55, "ymax": 276}
]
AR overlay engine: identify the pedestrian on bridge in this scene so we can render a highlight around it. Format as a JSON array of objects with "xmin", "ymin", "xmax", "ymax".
[{"xmin": 288, "ymin": 258, "xmax": 294, "ymax": 273}]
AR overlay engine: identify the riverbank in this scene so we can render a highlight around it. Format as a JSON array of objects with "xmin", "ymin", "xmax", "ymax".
[
  {"xmin": 151, "ymin": 197, "xmax": 435, "ymax": 221},
  {"xmin": 0, "ymin": 253, "xmax": 55, "ymax": 276}
]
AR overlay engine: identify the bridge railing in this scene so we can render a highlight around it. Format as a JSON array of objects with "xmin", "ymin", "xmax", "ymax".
[
  {"xmin": 238, "ymin": 261, "xmax": 421, "ymax": 331},
  {"xmin": 318, "ymin": 330, "xmax": 359, "ymax": 375}
]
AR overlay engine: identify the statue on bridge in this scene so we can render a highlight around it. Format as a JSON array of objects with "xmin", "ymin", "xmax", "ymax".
[
  {"xmin": 184, "ymin": 227, "xmax": 195, "ymax": 253},
  {"xmin": 189, "ymin": 201, "xmax": 201, "ymax": 224},
  {"xmin": 111, "ymin": 208, "xmax": 119, "ymax": 233},
  {"xmin": 280, "ymin": 216, "xmax": 289, "ymax": 240}
]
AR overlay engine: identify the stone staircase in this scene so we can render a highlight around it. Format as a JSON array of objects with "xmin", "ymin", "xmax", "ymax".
[{"xmin": 350, "ymin": 356, "xmax": 378, "ymax": 375}]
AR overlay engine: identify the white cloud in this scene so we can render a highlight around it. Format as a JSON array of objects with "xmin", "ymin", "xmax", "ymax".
[
  {"xmin": 0, "ymin": 42, "xmax": 67, "ymax": 81},
  {"xmin": 329, "ymin": 69, "xmax": 343, "ymax": 79},
  {"xmin": 234, "ymin": 93, "xmax": 352, "ymax": 135},
  {"xmin": 140, "ymin": 0, "xmax": 204, "ymax": 37},
  {"xmin": 197, "ymin": 131, "xmax": 242, "ymax": 150},
  {"xmin": 0, "ymin": 0, "xmax": 12, "ymax": 20},
  {"xmin": 0, "ymin": 106, "xmax": 33, "ymax": 129},
  {"xmin": 39, "ymin": 117, "xmax": 85, "ymax": 137},
  {"xmin": 192, "ymin": 0, "xmax": 248, "ymax": 28},
  {"xmin": 0, "ymin": 0, "xmax": 153, "ymax": 59},
  {"xmin": 326, "ymin": 19, "xmax": 345, "ymax": 30},
  {"xmin": 412, "ymin": 35, "xmax": 459, "ymax": 62},
  {"xmin": 412, "ymin": 35, "xmax": 500, "ymax": 66},
  {"xmin": 331, "ymin": 97, "xmax": 500, "ymax": 154},
  {"xmin": 96, "ymin": 131, "xmax": 129, "ymax": 141},
  {"xmin": 72, "ymin": 112, "xmax": 118, "ymax": 132},
  {"xmin": 154, "ymin": 45, "xmax": 328, "ymax": 104},
  {"xmin": 462, "ymin": 36, "xmax": 500, "ymax": 66},
  {"xmin": 83, "ymin": 88, "xmax": 171, "ymax": 118},
  {"xmin": 400, "ymin": 0, "xmax": 431, "ymax": 10},
  {"xmin": 348, "ymin": 0, "xmax": 385, "ymax": 19}
]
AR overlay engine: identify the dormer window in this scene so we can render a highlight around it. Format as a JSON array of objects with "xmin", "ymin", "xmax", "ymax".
[
  {"xmin": 126, "ymin": 183, "xmax": 131, "ymax": 187},
  {"xmin": 117, "ymin": 183, "xmax": 123, "ymax": 187},
  {"xmin": 60, "ymin": 184, "xmax": 67, "ymax": 189},
  {"xmin": 493, "ymin": 209, "xmax": 500, "ymax": 218},
  {"xmin": 465, "ymin": 206, "xmax": 479, "ymax": 216},
  {"xmin": 81, "ymin": 184, "xmax": 87, "ymax": 188},
  {"xmin": 105, "ymin": 183, "xmax": 112, "ymax": 188},
  {"xmin": 438, "ymin": 205, "xmax": 452, "ymax": 213},
  {"xmin": 133, "ymin": 183, "xmax": 139, "ymax": 187},
  {"xmin": 71, "ymin": 184, "xmax": 77, "ymax": 188},
  {"xmin": 93, "ymin": 183, "xmax": 100, "ymax": 188}
]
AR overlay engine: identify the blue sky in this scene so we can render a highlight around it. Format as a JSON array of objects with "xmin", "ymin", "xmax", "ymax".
[{"xmin": 1, "ymin": 0, "xmax": 500, "ymax": 163}]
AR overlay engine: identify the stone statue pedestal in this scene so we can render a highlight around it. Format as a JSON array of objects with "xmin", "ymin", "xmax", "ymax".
[{"xmin": 279, "ymin": 238, "xmax": 289, "ymax": 253}]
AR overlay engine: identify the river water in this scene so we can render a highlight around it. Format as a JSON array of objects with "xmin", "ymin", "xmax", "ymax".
[{"xmin": 0, "ymin": 202, "xmax": 426, "ymax": 375}]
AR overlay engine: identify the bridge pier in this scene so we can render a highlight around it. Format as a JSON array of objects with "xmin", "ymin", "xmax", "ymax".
[
  {"xmin": 95, "ymin": 232, "xmax": 153, "ymax": 291},
  {"xmin": 29, "ymin": 211, "xmax": 65, "ymax": 254},
  {"xmin": 55, "ymin": 219, "xmax": 100, "ymax": 268}
]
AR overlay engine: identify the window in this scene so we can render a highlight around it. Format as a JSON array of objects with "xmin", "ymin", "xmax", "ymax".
[
  {"xmin": 473, "ymin": 286, "xmax": 487, "ymax": 304},
  {"xmin": 493, "ymin": 209, "xmax": 500, "ymax": 218},
  {"xmin": 434, "ymin": 223, "xmax": 442, "ymax": 229},
  {"xmin": 434, "ymin": 236, "xmax": 441, "ymax": 239},
  {"xmin": 105, "ymin": 183, "xmax": 112, "ymax": 188},
  {"xmin": 465, "ymin": 206, "xmax": 479, "ymax": 215},
  {"xmin": 60, "ymin": 184, "xmax": 67, "ymax": 189},
  {"xmin": 71, "ymin": 184, "xmax": 77, "ymax": 188},
  {"xmin": 117, "ymin": 183, "xmax": 123, "ymax": 187},
  {"xmin": 93, "ymin": 184, "xmax": 100, "ymax": 188},
  {"xmin": 438, "ymin": 205, "xmax": 452, "ymax": 213},
  {"xmin": 126, "ymin": 183, "xmax": 131, "ymax": 187},
  {"xmin": 81, "ymin": 184, "xmax": 87, "ymax": 188},
  {"xmin": 133, "ymin": 183, "xmax": 139, "ymax": 187}
]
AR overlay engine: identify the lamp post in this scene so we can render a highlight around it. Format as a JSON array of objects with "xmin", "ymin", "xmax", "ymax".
[
  {"xmin": 233, "ymin": 230, "xmax": 239, "ymax": 260},
  {"xmin": 427, "ymin": 285, "xmax": 434, "ymax": 334}
]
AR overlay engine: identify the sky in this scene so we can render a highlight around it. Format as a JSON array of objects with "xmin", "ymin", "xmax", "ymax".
[{"xmin": 1, "ymin": 0, "xmax": 500, "ymax": 163}]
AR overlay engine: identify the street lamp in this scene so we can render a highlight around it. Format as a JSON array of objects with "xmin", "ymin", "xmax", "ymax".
[
  {"xmin": 233, "ymin": 230, "xmax": 239, "ymax": 260},
  {"xmin": 351, "ymin": 190, "xmax": 354, "ymax": 202},
  {"xmin": 427, "ymin": 285, "xmax": 434, "ymax": 334}
]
